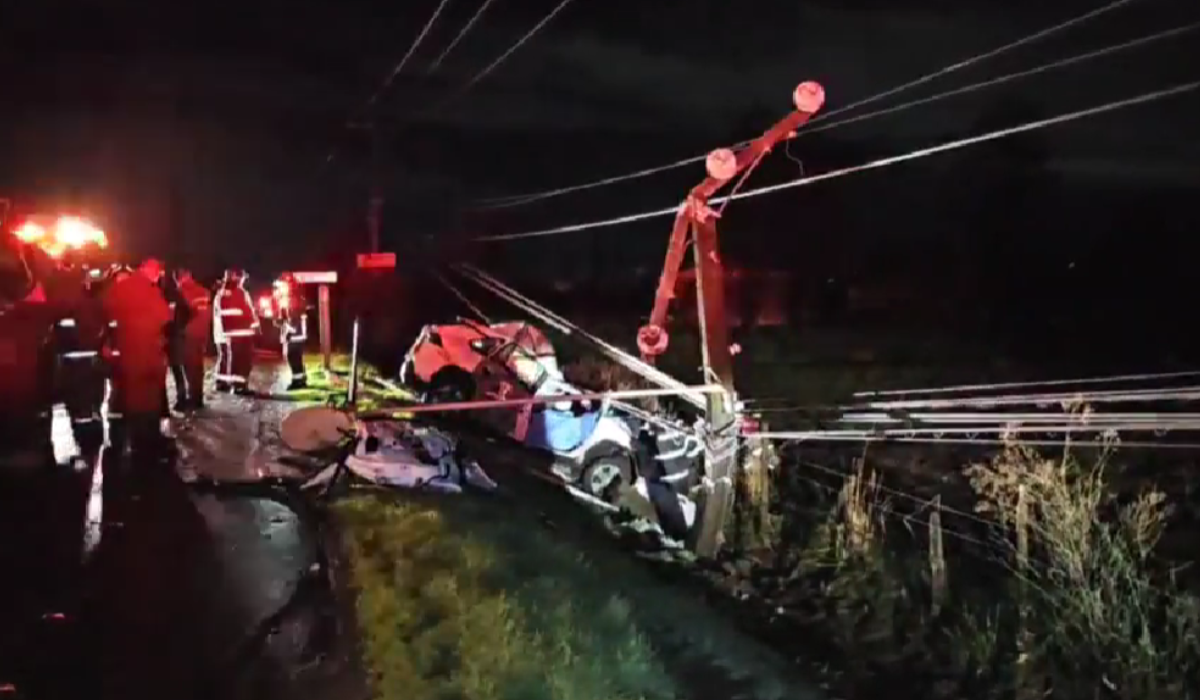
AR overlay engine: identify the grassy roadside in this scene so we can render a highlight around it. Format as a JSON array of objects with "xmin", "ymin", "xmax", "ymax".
[
  {"xmin": 336, "ymin": 492, "xmax": 678, "ymax": 700},
  {"xmin": 281, "ymin": 354, "xmax": 414, "ymax": 410},
  {"xmin": 333, "ymin": 441, "xmax": 828, "ymax": 700},
  {"xmin": 302, "ymin": 352, "xmax": 799, "ymax": 700}
]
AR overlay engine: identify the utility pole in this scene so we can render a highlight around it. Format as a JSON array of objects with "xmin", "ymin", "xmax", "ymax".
[
  {"xmin": 368, "ymin": 122, "xmax": 384, "ymax": 253},
  {"xmin": 349, "ymin": 120, "xmax": 385, "ymax": 253},
  {"xmin": 637, "ymin": 80, "xmax": 826, "ymax": 558}
]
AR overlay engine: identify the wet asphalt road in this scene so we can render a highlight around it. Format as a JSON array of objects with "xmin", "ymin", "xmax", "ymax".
[{"xmin": 0, "ymin": 359, "xmax": 342, "ymax": 700}]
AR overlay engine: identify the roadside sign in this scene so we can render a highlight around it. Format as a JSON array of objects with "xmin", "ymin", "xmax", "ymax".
[
  {"xmin": 289, "ymin": 270, "xmax": 338, "ymax": 367},
  {"xmin": 356, "ymin": 252, "xmax": 395, "ymax": 269},
  {"xmin": 292, "ymin": 271, "xmax": 338, "ymax": 284}
]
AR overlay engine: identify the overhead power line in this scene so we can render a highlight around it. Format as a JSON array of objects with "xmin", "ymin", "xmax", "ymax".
[
  {"xmin": 471, "ymin": 78, "xmax": 1200, "ymax": 241},
  {"xmin": 425, "ymin": 0, "xmax": 503, "ymax": 75},
  {"xmin": 425, "ymin": 0, "xmax": 581, "ymax": 115},
  {"xmin": 470, "ymin": 0, "xmax": 1144, "ymax": 209},
  {"xmin": 364, "ymin": 0, "xmax": 456, "ymax": 111},
  {"xmin": 796, "ymin": 22, "xmax": 1199, "ymax": 138},
  {"xmin": 850, "ymin": 369, "xmax": 1200, "ymax": 399},
  {"xmin": 322, "ymin": 0, "xmax": 457, "ymax": 168}
]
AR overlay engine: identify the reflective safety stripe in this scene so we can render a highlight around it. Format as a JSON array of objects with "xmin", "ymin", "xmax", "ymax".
[
  {"xmin": 289, "ymin": 335, "xmax": 307, "ymax": 342},
  {"xmin": 213, "ymin": 373, "xmax": 247, "ymax": 383},
  {"xmin": 59, "ymin": 318, "xmax": 77, "ymax": 328},
  {"xmin": 219, "ymin": 308, "xmax": 244, "ymax": 316},
  {"xmin": 72, "ymin": 416, "xmax": 100, "ymax": 425},
  {"xmin": 223, "ymin": 329, "xmax": 256, "ymax": 337},
  {"xmin": 62, "ymin": 350, "xmax": 99, "ymax": 360}
]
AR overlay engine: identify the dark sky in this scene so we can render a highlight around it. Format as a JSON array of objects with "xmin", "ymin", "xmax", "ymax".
[{"xmin": 1, "ymin": 0, "xmax": 1197, "ymax": 274}]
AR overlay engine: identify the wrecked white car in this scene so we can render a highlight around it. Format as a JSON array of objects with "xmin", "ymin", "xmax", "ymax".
[{"xmin": 398, "ymin": 320, "xmax": 704, "ymax": 538}]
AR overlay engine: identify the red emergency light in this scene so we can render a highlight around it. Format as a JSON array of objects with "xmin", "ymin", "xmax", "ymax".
[
  {"xmin": 11, "ymin": 215, "xmax": 108, "ymax": 258},
  {"xmin": 258, "ymin": 295, "xmax": 274, "ymax": 318}
]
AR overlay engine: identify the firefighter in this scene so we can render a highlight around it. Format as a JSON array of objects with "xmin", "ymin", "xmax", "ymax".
[
  {"xmin": 174, "ymin": 267, "xmax": 212, "ymax": 409},
  {"xmin": 213, "ymin": 267, "xmax": 258, "ymax": 394},
  {"xmin": 99, "ymin": 257, "xmax": 173, "ymax": 459},
  {"xmin": 274, "ymin": 272, "xmax": 308, "ymax": 390}
]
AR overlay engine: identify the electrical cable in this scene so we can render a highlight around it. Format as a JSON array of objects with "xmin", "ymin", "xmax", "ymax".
[
  {"xmin": 434, "ymin": 270, "xmax": 492, "ymax": 323},
  {"xmin": 425, "ymin": 0, "xmax": 503, "ymax": 75},
  {"xmin": 851, "ymin": 369, "xmax": 1200, "ymax": 398},
  {"xmin": 475, "ymin": 79, "xmax": 1200, "ymax": 242},
  {"xmin": 364, "ymin": 0, "xmax": 456, "ymax": 111},
  {"xmin": 785, "ymin": 465, "xmax": 1008, "ymax": 556},
  {"xmin": 470, "ymin": 0, "xmax": 1143, "ymax": 209},
  {"xmin": 754, "ymin": 433, "xmax": 1200, "ymax": 450},
  {"xmin": 793, "ymin": 21, "xmax": 1200, "ymax": 141},
  {"xmin": 321, "ymin": 0, "xmax": 455, "ymax": 167},
  {"xmin": 749, "ymin": 385, "xmax": 1200, "ymax": 416},
  {"xmin": 471, "ymin": 78, "xmax": 1200, "ymax": 241},
  {"xmin": 425, "ymin": 0, "xmax": 580, "ymax": 115},
  {"xmin": 709, "ymin": 20, "xmax": 1199, "ymax": 212}
]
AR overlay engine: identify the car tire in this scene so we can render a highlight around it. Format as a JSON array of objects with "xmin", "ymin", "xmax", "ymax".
[
  {"xmin": 424, "ymin": 368, "xmax": 475, "ymax": 404},
  {"xmin": 581, "ymin": 452, "xmax": 633, "ymax": 503}
]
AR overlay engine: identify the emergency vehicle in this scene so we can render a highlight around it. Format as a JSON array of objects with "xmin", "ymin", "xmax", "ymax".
[
  {"xmin": 254, "ymin": 283, "xmax": 282, "ymax": 352},
  {"xmin": 0, "ymin": 209, "xmax": 111, "ymax": 465}
]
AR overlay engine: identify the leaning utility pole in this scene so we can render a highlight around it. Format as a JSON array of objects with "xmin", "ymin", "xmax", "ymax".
[{"xmin": 637, "ymin": 80, "xmax": 827, "ymax": 557}]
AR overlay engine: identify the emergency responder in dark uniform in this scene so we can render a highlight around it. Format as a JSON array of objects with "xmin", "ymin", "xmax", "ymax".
[
  {"xmin": 274, "ymin": 272, "xmax": 309, "ymax": 390},
  {"xmin": 159, "ymin": 268, "xmax": 192, "ymax": 412},
  {"xmin": 213, "ymin": 268, "xmax": 258, "ymax": 394},
  {"xmin": 99, "ymin": 258, "xmax": 173, "ymax": 460},
  {"xmin": 46, "ymin": 254, "xmax": 108, "ymax": 461},
  {"xmin": 174, "ymin": 268, "xmax": 212, "ymax": 409}
]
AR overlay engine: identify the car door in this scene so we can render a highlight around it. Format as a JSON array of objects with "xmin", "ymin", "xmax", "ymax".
[{"xmin": 473, "ymin": 341, "xmax": 534, "ymax": 442}]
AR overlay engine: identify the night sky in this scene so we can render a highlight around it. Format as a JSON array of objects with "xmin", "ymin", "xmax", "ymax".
[{"xmin": 2, "ymin": 0, "xmax": 1198, "ymax": 345}]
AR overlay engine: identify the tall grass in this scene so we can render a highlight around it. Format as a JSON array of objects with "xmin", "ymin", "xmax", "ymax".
[{"xmin": 784, "ymin": 439, "xmax": 1200, "ymax": 699}]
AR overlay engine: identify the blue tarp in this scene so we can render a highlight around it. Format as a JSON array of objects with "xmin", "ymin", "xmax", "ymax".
[{"xmin": 524, "ymin": 407, "xmax": 602, "ymax": 453}]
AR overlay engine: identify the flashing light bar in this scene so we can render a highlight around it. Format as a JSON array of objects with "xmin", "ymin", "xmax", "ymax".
[
  {"xmin": 12, "ymin": 215, "xmax": 108, "ymax": 258},
  {"xmin": 292, "ymin": 271, "xmax": 338, "ymax": 284}
]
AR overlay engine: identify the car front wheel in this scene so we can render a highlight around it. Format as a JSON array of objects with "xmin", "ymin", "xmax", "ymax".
[{"xmin": 581, "ymin": 453, "xmax": 632, "ymax": 504}]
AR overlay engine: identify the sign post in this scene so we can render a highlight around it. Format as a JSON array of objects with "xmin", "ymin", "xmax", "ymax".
[
  {"xmin": 292, "ymin": 270, "xmax": 339, "ymax": 371},
  {"xmin": 318, "ymin": 284, "xmax": 332, "ymax": 370}
]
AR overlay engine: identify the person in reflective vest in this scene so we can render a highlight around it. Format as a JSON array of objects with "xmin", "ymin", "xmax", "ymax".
[
  {"xmin": 174, "ymin": 268, "xmax": 212, "ymax": 409},
  {"xmin": 212, "ymin": 268, "xmax": 258, "ymax": 394},
  {"xmin": 273, "ymin": 273, "xmax": 308, "ymax": 390},
  {"xmin": 99, "ymin": 258, "xmax": 173, "ymax": 459}
]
